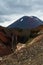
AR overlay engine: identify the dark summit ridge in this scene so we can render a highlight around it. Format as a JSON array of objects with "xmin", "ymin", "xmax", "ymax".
[{"xmin": 8, "ymin": 16, "xmax": 43, "ymax": 29}]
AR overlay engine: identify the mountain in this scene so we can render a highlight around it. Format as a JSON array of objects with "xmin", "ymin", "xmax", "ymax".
[
  {"xmin": 0, "ymin": 16, "xmax": 43, "ymax": 65},
  {"xmin": 0, "ymin": 16, "xmax": 43, "ymax": 56},
  {"xmin": 8, "ymin": 16, "xmax": 43, "ymax": 29}
]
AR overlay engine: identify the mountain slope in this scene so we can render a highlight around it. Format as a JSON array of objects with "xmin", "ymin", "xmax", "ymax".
[
  {"xmin": 0, "ymin": 34, "xmax": 43, "ymax": 65},
  {"xmin": 0, "ymin": 16, "xmax": 43, "ymax": 56},
  {"xmin": 0, "ymin": 26, "xmax": 13, "ymax": 56},
  {"xmin": 8, "ymin": 16, "xmax": 43, "ymax": 29}
]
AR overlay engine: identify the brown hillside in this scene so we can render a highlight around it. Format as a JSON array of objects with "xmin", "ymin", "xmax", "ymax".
[
  {"xmin": 0, "ymin": 25, "xmax": 43, "ymax": 56},
  {"xmin": 0, "ymin": 34, "xmax": 43, "ymax": 65}
]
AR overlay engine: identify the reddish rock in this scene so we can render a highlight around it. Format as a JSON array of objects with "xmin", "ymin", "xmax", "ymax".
[
  {"xmin": 0, "ymin": 32, "xmax": 7, "ymax": 43},
  {"xmin": 0, "ymin": 43, "xmax": 12, "ymax": 56}
]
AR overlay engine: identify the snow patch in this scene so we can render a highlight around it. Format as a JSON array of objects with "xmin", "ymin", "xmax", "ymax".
[{"xmin": 20, "ymin": 18, "xmax": 23, "ymax": 22}]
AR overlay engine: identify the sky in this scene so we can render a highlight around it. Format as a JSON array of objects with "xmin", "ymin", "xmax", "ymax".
[{"xmin": 0, "ymin": 0, "xmax": 43, "ymax": 27}]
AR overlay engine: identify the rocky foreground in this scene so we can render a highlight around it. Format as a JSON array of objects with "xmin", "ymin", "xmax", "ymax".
[{"xmin": 0, "ymin": 34, "xmax": 43, "ymax": 65}]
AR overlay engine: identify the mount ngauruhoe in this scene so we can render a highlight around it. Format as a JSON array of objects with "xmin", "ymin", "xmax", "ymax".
[{"xmin": 8, "ymin": 16, "xmax": 43, "ymax": 29}]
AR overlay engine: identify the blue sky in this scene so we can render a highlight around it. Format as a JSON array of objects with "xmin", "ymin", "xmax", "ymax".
[{"xmin": 0, "ymin": 0, "xmax": 43, "ymax": 27}]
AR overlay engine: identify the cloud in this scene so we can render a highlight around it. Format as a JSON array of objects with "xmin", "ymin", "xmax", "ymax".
[{"xmin": 0, "ymin": 0, "xmax": 43, "ymax": 24}]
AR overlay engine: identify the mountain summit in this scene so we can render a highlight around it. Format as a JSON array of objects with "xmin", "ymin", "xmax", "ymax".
[{"xmin": 8, "ymin": 16, "xmax": 43, "ymax": 29}]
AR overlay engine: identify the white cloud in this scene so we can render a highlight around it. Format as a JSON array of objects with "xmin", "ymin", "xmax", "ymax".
[
  {"xmin": 0, "ymin": 14, "xmax": 24, "ymax": 27},
  {"xmin": 0, "ymin": 0, "xmax": 43, "ymax": 26}
]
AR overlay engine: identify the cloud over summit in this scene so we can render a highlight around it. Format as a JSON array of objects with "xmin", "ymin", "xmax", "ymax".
[{"xmin": 0, "ymin": 0, "xmax": 43, "ymax": 26}]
